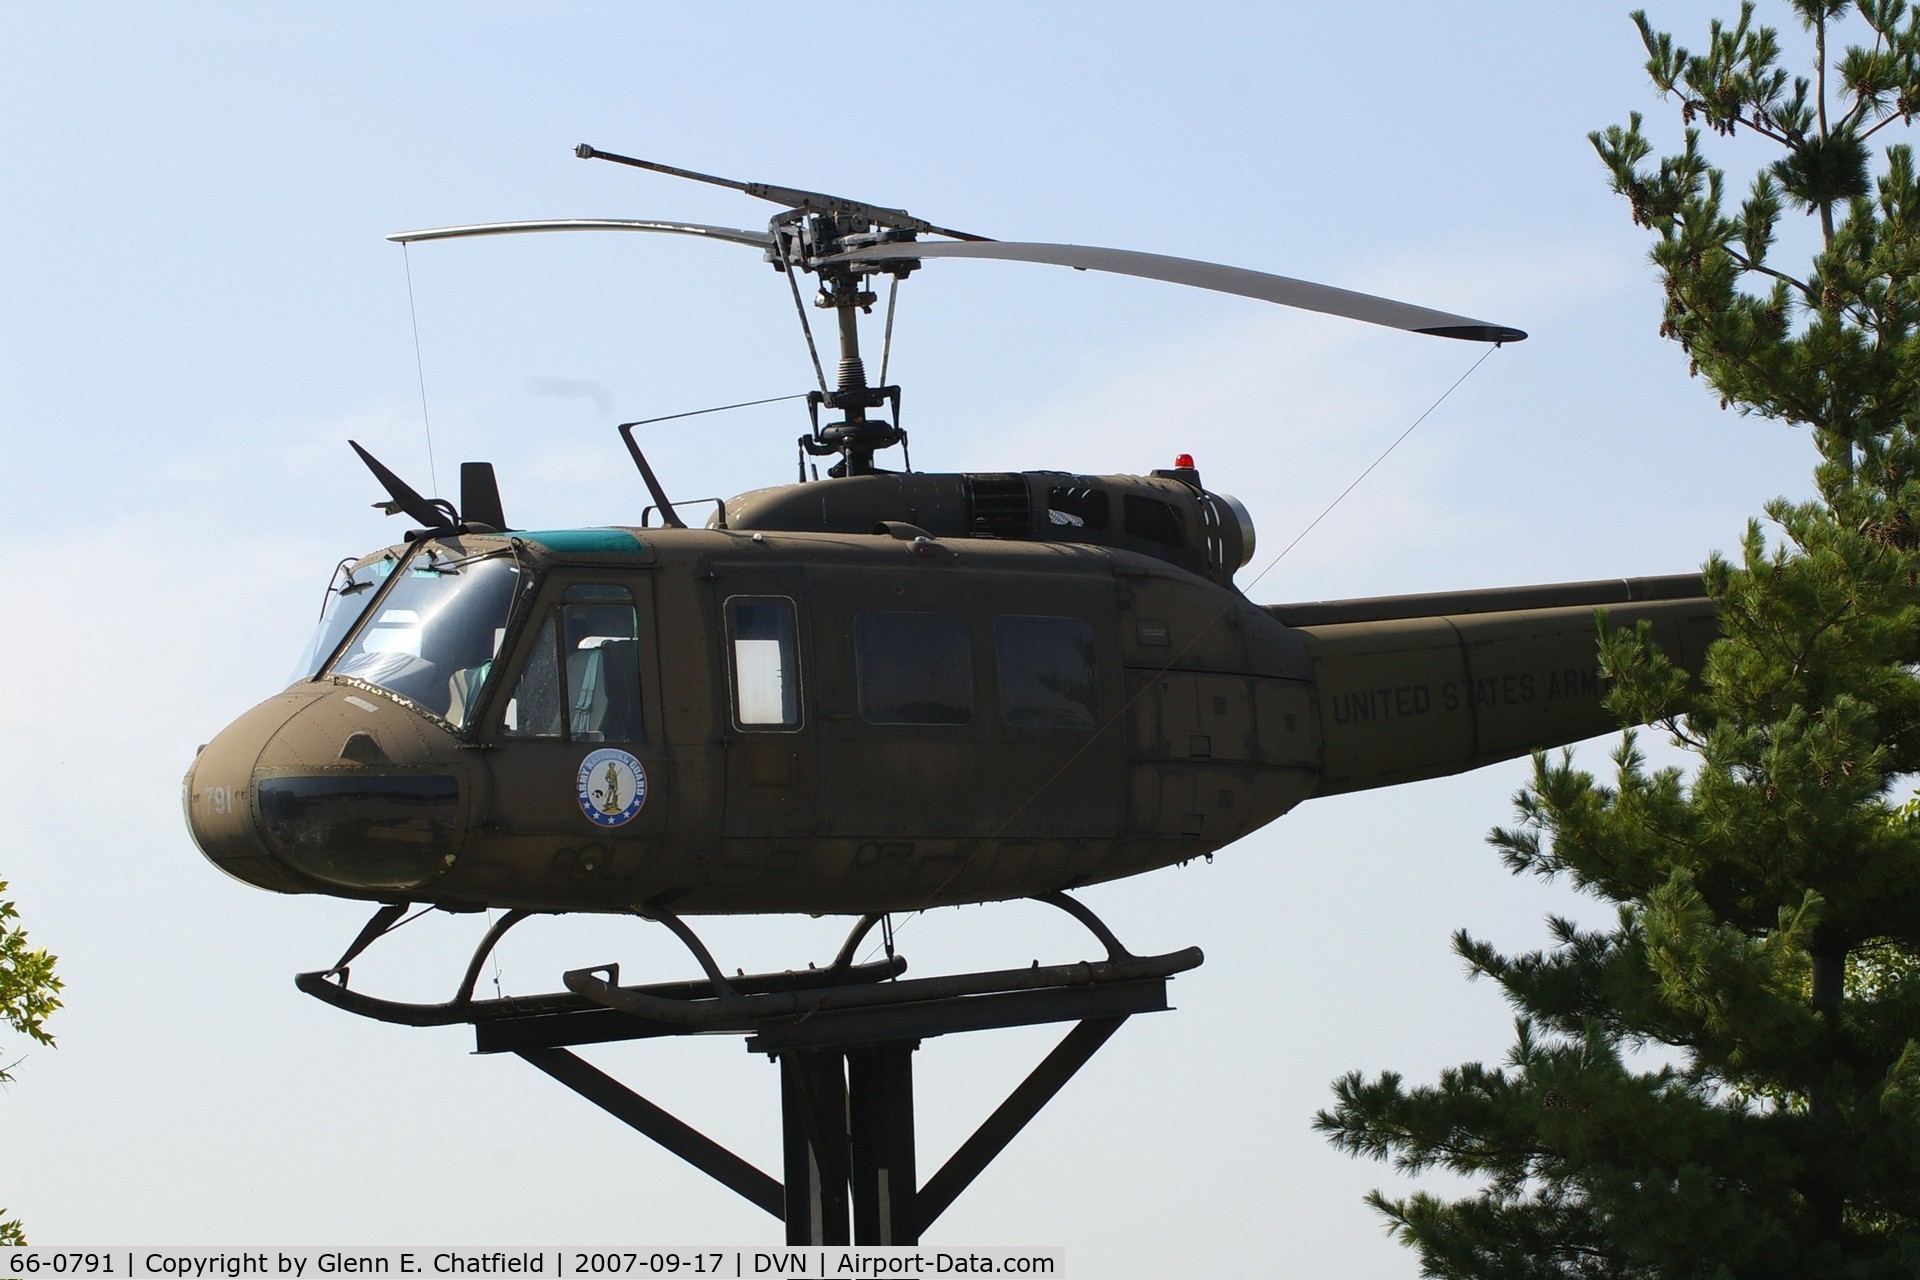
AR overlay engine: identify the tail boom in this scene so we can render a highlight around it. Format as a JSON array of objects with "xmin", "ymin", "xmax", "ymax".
[{"xmin": 1265, "ymin": 575, "xmax": 1715, "ymax": 796}]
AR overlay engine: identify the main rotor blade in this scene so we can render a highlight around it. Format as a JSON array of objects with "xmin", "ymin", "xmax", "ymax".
[
  {"xmin": 817, "ymin": 241, "xmax": 1527, "ymax": 343},
  {"xmin": 573, "ymin": 145, "xmax": 989, "ymax": 242},
  {"xmin": 387, "ymin": 218, "xmax": 774, "ymax": 250}
]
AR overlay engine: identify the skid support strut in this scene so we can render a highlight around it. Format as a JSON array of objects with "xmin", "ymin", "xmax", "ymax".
[{"xmin": 297, "ymin": 896, "xmax": 1200, "ymax": 1243}]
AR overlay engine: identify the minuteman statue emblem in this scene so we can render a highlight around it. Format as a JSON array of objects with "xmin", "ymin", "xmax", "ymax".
[{"xmin": 577, "ymin": 748, "xmax": 647, "ymax": 827}]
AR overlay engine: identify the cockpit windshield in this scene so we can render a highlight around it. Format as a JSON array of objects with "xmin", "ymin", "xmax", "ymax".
[{"xmin": 325, "ymin": 546, "xmax": 523, "ymax": 728}]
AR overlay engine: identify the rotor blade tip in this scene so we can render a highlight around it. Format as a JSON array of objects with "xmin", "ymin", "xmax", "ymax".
[{"xmin": 1416, "ymin": 324, "xmax": 1529, "ymax": 344}]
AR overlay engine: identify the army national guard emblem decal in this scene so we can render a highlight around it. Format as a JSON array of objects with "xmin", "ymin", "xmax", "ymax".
[{"xmin": 577, "ymin": 748, "xmax": 648, "ymax": 827}]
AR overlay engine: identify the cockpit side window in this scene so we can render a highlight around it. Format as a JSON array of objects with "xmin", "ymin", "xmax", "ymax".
[
  {"xmin": 502, "ymin": 585, "xmax": 644, "ymax": 742},
  {"xmin": 501, "ymin": 616, "xmax": 563, "ymax": 738},
  {"xmin": 291, "ymin": 555, "xmax": 396, "ymax": 684}
]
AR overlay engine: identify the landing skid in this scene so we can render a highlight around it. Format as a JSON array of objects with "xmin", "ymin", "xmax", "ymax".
[{"xmin": 296, "ymin": 894, "xmax": 1203, "ymax": 1244}]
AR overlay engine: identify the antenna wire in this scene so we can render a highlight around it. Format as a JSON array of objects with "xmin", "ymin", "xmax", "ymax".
[
  {"xmin": 401, "ymin": 242, "xmax": 441, "ymax": 494},
  {"xmin": 1242, "ymin": 343, "xmax": 1497, "ymax": 594}
]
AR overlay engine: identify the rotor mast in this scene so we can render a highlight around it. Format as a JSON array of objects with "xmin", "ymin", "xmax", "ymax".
[
  {"xmin": 796, "ymin": 213, "xmax": 905, "ymax": 477},
  {"xmin": 553, "ymin": 144, "xmax": 1525, "ymax": 471},
  {"xmin": 578, "ymin": 145, "xmax": 974, "ymax": 476}
]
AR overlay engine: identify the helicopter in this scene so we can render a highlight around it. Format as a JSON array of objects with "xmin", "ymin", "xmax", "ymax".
[{"xmin": 183, "ymin": 146, "xmax": 1718, "ymax": 1018}]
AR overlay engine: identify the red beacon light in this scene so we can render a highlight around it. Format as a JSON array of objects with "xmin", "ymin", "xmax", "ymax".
[{"xmin": 1174, "ymin": 453, "xmax": 1195, "ymax": 469}]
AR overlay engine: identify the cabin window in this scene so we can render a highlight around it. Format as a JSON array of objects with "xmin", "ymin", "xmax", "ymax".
[
  {"xmin": 995, "ymin": 615, "xmax": 1098, "ymax": 729},
  {"xmin": 502, "ymin": 585, "xmax": 644, "ymax": 741},
  {"xmin": 727, "ymin": 596, "xmax": 801, "ymax": 729},
  {"xmin": 855, "ymin": 611, "xmax": 972, "ymax": 725},
  {"xmin": 326, "ymin": 549, "xmax": 520, "ymax": 728}
]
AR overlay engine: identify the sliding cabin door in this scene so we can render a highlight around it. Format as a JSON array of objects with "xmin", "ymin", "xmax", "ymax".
[
  {"xmin": 809, "ymin": 562, "xmax": 1124, "ymax": 845},
  {"xmin": 712, "ymin": 566, "xmax": 818, "ymax": 841}
]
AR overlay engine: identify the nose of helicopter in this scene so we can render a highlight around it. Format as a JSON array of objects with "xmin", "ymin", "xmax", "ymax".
[{"xmin": 184, "ymin": 686, "xmax": 475, "ymax": 896}]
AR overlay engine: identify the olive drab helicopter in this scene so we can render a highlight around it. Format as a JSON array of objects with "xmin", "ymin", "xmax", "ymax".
[{"xmin": 184, "ymin": 146, "xmax": 1718, "ymax": 1030}]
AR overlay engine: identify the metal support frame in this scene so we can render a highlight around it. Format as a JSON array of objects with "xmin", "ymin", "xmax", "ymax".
[
  {"xmin": 518, "ymin": 1045, "xmax": 783, "ymax": 1218},
  {"xmin": 908, "ymin": 1017, "xmax": 1122, "ymax": 1238},
  {"xmin": 298, "ymin": 897, "xmax": 1200, "ymax": 1243},
  {"xmin": 509, "ymin": 1007, "xmax": 1143, "ymax": 1245},
  {"xmin": 848, "ymin": 1044, "xmax": 917, "ymax": 1245}
]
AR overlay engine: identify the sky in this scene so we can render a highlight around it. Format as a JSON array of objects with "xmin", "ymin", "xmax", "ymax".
[{"xmin": 0, "ymin": 1, "xmax": 1842, "ymax": 1274}]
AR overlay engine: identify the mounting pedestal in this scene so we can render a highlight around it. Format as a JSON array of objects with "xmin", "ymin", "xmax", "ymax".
[
  {"xmin": 485, "ymin": 969, "xmax": 1183, "ymax": 1244},
  {"xmin": 299, "ymin": 900, "xmax": 1201, "ymax": 1244}
]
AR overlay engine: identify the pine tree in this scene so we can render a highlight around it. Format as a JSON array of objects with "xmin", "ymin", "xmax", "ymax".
[
  {"xmin": 1316, "ymin": 4, "xmax": 1920, "ymax": 1274},
  {"xmin": 1, "ymin": 881, "xmax": 61, "ymax": 1245}
]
